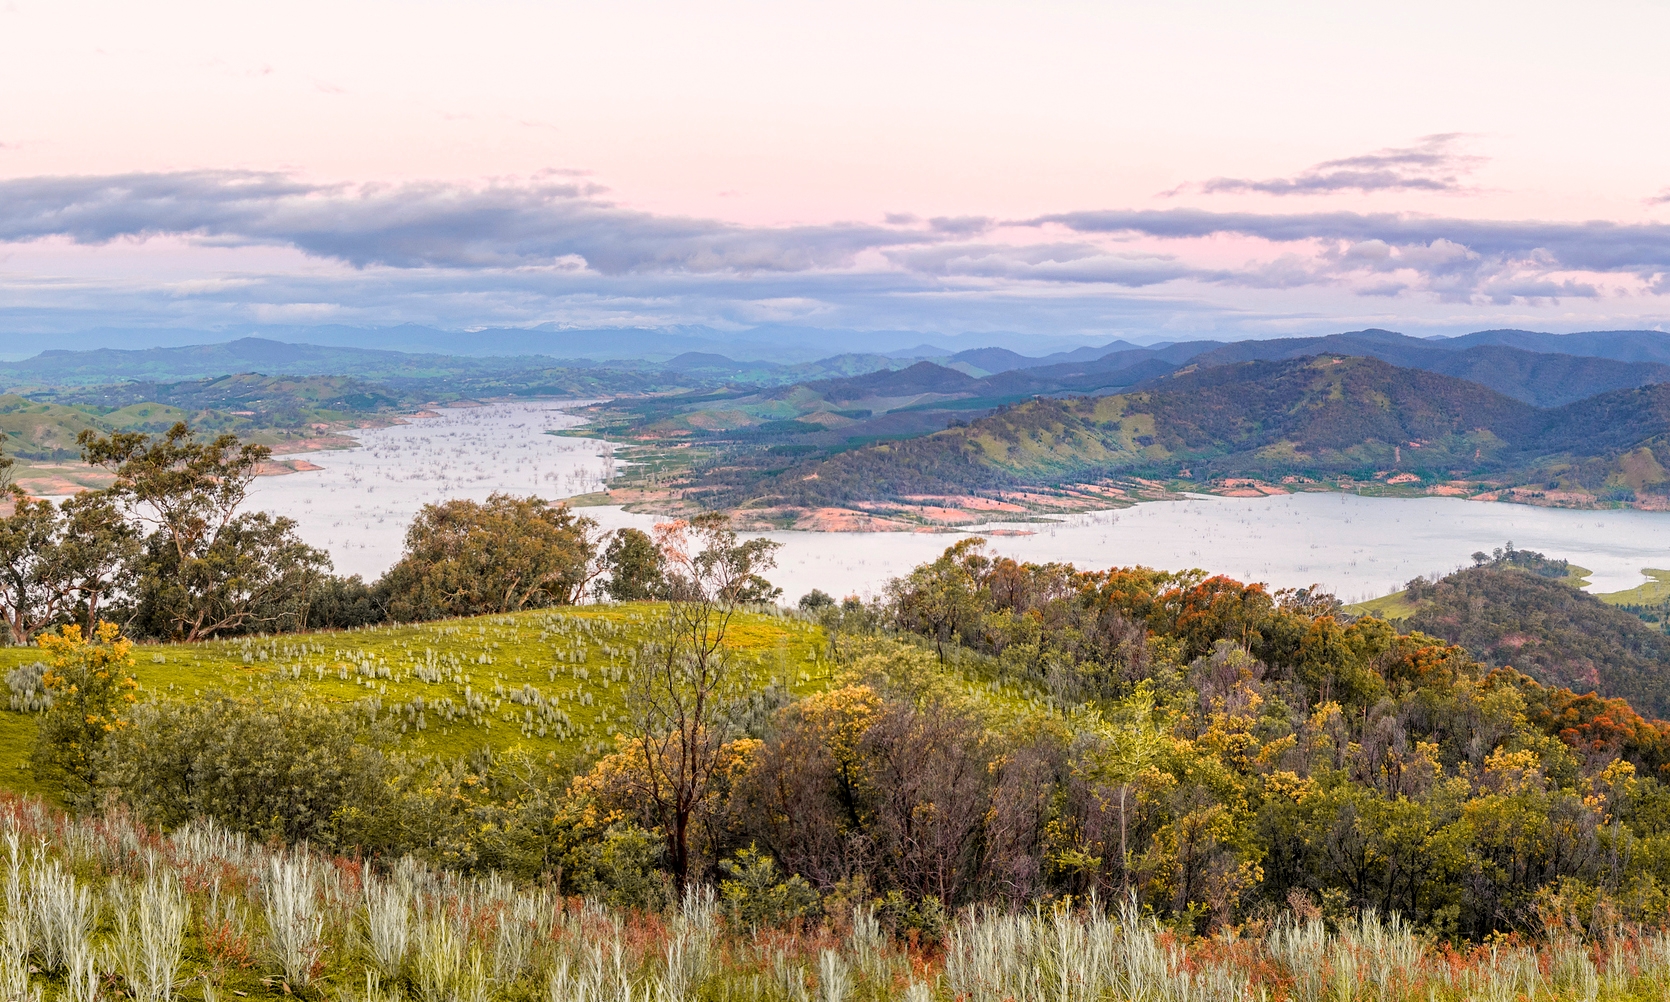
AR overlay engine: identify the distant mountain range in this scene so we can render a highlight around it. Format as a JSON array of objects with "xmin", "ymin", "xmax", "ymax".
[
  {"xmin": 1169, "ymin": 329, "xmax": 1670, "ymax": 407},
  {"xmin": 0, "ymin": 339, "xmax": 544, "ymax": 387},
  {"xmin": 596, "ymin": 327, "xmax": 1670, "ymax": 456},
  {"xmin": 0, "ymin": 335, "xmax": 1141, "ymax": 389},
  {"xmin": 950, "ymin": 328, "xmax": 1670, "ymax": 408},
  {"xmin": 7, "ymin": 326, "xmax": 1670, "ymax": 408},
  {"xmin": 0, "ymin": 338, "xmax": 915, "ymax": 389},
  {"xmin": 1, "ymin": 323, "xmax": 1126, "ymax": 364},
  {"xmin": 12, "ymin": 323, "xmax": 1670, "ymax": 527}
]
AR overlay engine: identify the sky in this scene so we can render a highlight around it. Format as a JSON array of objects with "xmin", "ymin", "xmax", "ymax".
[{"xmin": 2, "ymin": 0, "xmax": 1669, "ymax": 349}]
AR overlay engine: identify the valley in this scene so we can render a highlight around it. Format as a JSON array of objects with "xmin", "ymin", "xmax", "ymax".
[{"xmin": 15, "ymin": 329, "xmax": 1670, "ymax": 605}]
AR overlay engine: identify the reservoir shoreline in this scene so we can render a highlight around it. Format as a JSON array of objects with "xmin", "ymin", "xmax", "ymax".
[{"xmin": 237, "ymin": 401, "xmax": 1670, "ymax": 606}]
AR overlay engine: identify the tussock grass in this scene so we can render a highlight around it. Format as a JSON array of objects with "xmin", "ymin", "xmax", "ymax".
[{"xmin": 5, "ymin": 795, "xmax": 1670, "ymax": 1001}]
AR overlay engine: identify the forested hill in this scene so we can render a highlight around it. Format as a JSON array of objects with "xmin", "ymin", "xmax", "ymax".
[
  {"xmin": 1392, "ymin": 555, "xmax": 1670, "ymax": 718},
  {"xmin": 708, "ymin": 355, "xmax": 1670, "ymax": 511},
  {"xmin": 1130, "ymin": 355, "xmax": 1538, "ymax": 460}
]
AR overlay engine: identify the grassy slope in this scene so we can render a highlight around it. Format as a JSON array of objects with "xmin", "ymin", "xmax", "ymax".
[
  {"xmin": 0, "ymin": 604, "xmax": 832, "ymax": 797},
  {"xmin": 1343, "ymin": 591, "xmax": 1425, "ymax": 620},
  {"xmin": 1597, "ymin": 569, "xmax": 1670, "ymax": 606},
  {"xmin": 0, "ymin": 395, "xmax": 105, "ymax": 458}
]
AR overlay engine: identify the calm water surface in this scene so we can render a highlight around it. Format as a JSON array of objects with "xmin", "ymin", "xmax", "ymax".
[
  {"xmin": 248, "ymin": 401, "xmax": 654, "ymax": 578},
  {"xmin": 251, "ymin": 402, "xmax": 1670, "ymax": 602}
]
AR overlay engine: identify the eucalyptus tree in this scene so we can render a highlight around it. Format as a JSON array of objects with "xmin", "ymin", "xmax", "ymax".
[
  {"xmin": 0, "ymin": 426, "xmax": 138, "ymax": 642},
  {"xmin": 53, "ymin": 489, "xmax": 138, "ymax": 633},
  {"xmin": 599, "ymin": 527, "xmax": 666, "ymax": 601},
  {"xmin": 79, "ymin": 422, "xmax": 328, "ymax": 640},
  {"xmin": 0, "ymin": 488, "xmax": 73, "ymax": 644},
  {"xmin": 378, "ymin": 492, "xmax": 603, "ymax": 621}
]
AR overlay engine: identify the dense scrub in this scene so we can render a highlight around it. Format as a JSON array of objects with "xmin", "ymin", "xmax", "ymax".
[
  {"xmin": 13, "ymin": 536, "xmax": 1670, "ymax": 945},
  {"xmin": 859, "ymin": 540, "xmax": 1670, "ymax": 937}
]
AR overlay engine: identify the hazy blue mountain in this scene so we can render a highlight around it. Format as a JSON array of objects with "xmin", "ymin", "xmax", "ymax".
[
  {"xmin": 0, "ymin": 336, "xmax": 934, "ymax": 392},
  {"xmin": 1033, "ymin": 339, "xmax": 1160, "ymax": 364},
  {"xmin": 0, "ymin": 338, "xmax": 558, "ymax": 387},
  {"xmin": 947, "ymin": 347, "xmax": 1038, "ymax": 374},
  {"xmin": 1184, "ymin": 331, "xmax": 1670, "ymax": 406},
  {"xmin": 11, "ymin": 323, "xmax": 1670, "ymax": 406},
  {"xmin": 661, "ymin": 352, "xmax": 764, "ymax": 373},
  {"xmin": 943, "ymin": 339, "xmax": 1188, "ymax": 376},
  {"xmin": 308, "ymin": 324, "xmax": 826, "ymax": 362},
  {"xmin": 1444, "ymin": 329, "xmax": 1670, "ymax": 363},
  {"xmin": 1419, "ymin": 346, "xmax": 1670, "ymax": 407},
  {"xmin": 0, "ymin": 323, "xmax": 791, "ymax": 362},
  {"xmin": 8, "ymin": 322, "xmax": 1122, "ymax": 363}
]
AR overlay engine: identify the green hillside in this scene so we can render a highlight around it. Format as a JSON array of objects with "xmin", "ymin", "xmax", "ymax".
[
  {"xmin": 697, "ymin": 355, "xmax": 1670, "ymax": 517},
  {"xmin": 0, "ymin": 604, "xmax": 829, "ymax": 800},
  {"xmin": 705, "ymin": 356, "xmax": 1529, "ymax": 509},
  {"xmin": 0, "ymin": 394, "xmax": 105, "ymax": 460},
  {"xmin": 1342, "ymin": 589, "xmax": 1424, "ymax": 621},
  {"xmin": 0, "ymin": 376, "xmax": 417, "ymax": 494},
  {"xmin": 39, "ymin": 372, "xmax": 404, "ymax": 425}
]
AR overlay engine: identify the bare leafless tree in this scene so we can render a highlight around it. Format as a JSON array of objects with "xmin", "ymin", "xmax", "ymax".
[
  {"xmin": 861, "ymin": 700, "xmax": 993, "ymax": 905},
  {"xmin": 627, "ymin": 512, "xmax": 779, "ymax": 894}
]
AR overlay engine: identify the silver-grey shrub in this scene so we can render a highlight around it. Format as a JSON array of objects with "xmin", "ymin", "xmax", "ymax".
[
  {"xmin": 263, "ymin": 854, "xmax": 324, "ymax": 990},
  {"xmin": 108, "ymin": 868, "xmax": 189, "ymax": 1002},
  {"xmin": 6, "ymin": 662, "xmax": 53, "ymax": 713},
  {"xmin": 28, "ymin": 857, "xmax": 96, "ymax": 975},
  {"xmin": 361, "ymin": 874, "xmax": 413, "ymax": 979}
]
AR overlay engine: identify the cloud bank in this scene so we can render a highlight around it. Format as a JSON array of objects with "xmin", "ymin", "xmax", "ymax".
[
  {"xmin": 0, "ymin": 171, "xmax": 923, "ymax": 273},
  {"xmin": 2, "ymin": 168, "xmax": 1669, "ymax": 339},
  {"xmin": 1190, "ymin": 135, "xmax": 1486, "ymax": 196},
  {"xmin": 1032, "ymin": 207, "xmax": 1670, "ymax": 301}
]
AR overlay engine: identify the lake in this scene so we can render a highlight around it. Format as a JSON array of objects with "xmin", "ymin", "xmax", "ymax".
[
  {"xmin": 250, "ymin": 401, "xmax": 1670, "ymax": 603},
  {"xmin": 247, "ymin": 401, "xmax": 659, "ymax": 576}
]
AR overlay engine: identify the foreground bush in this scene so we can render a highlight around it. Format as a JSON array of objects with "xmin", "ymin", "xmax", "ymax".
[
  {"xmin": 32, "ymin": 622, "xmax": 137, "ymax": 802},
  {"xmin": 98, "ymin": 692, "xmax": 397, "ymax": 844}
]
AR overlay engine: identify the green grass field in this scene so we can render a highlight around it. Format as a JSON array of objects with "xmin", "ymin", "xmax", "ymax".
[
  {"xmin": 1341, "ymin": 589, "xmax": 1425, "ymax": 620},
  {"xmin": 1596, "ymin": 568, "xmax": 1670, "ymax": 606},
  {"xmin": 0, "ymin": 604, "xmax": 833, "ymax": 795}
]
